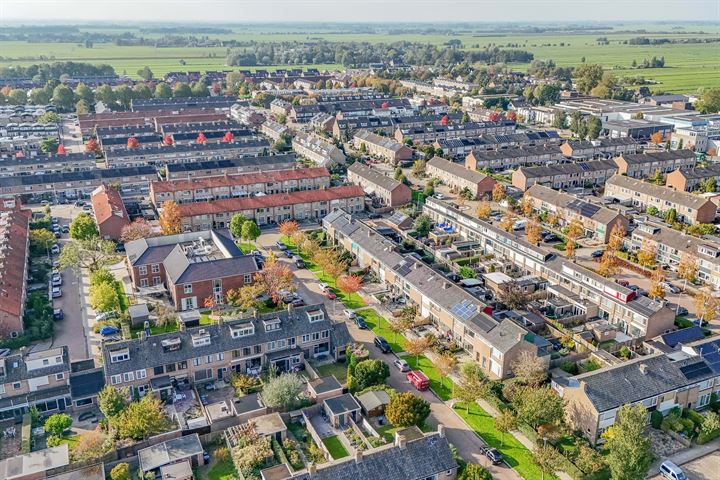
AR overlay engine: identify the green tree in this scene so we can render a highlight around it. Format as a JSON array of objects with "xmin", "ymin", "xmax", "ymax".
[
  {"xmin": 495, "ymin": 409, "xmax": 516, "ymax": 447},
  {"xmin": 40, "ymin": 137, "xmax": 59, "ymax": 153},
  {"xmin": 423, "ymin": 183, "xmax": 435, "ymax": 197},
  {"xmin": 551, "ymin": 110, "xmax": 567, "ymax": 129},
  {"xmin": 75, "ymin": 83, "xmax": 95, "ymax": 104},
  {"xmin": 59, "ymin": 237, "xmax": 117, "ymax": 273},
  {"xmin": 137, "ymin": 66, "xmax": 154, "ymax": 80},
  {"xmin": 44, "ymin": 413, "xmax": 72, "ymax": 436},
  {"xmin": 665, "ymin": 208, "xmax": 678, "ymax": 224},
  {"xmin": 261, "ymin": 373, "xmax": 304, "ymax": 410},
  {"xmin": 37, "ymin": 111, "xmax": 60, "ymax": 123},
  {"xmin": 513, "ymin": 386, "xmax": 565, "ymax": 428},
  {"xmin": 94, "ymin": 85, "xmax": 116, "ymax": 105},
  {"xmin": 90, "ymin": 268, "xmax": 115, "ymax": 287},
  {"xmin": 29, "ymin": 229, "xmax": 56, "ymax": 256},
  {"xmin": 413, "ymin": 213, "xmax": 433, "ymax": 237},
  {"xmin": 69, "ymin": 212, "xmax": 98, "ymax": 240},
  {"xmin": 52, "ymin": 84, "xmax": 76, "ymax": 111},
  {"xmin": 8, "ymin": 89, "xmax": 27, "ymax": 105},
  {"xmin": 154, "ymin": 82, "xmax": 172, "ymax": 98},
  {"xmin": 394, "ymin": 166, "xmax": 404, "ymax": 180},
  {"xmin": 458, "ymin": 266, "xmax": 476, "ymax": 279},
  {"xmin": 114, "ymin": 395, "xmax": 169, "ymax": 440},
  {"xmin": 696, "ymin": 87, "xmax": 720, "ymax": 114},
  {"xmin": 172, "ymin": 82, "xmax": 192, "ymax": 98},
  {"xmin": 241, "ymin": 220, "xmax": 261, "ymax": 242},
  {"xmin": 230, "ymin": 214, "xmax": 248, "ymax": 239},
  {"xmin": 533, "ymin": 444, "xmax": 562, "ymax": 480},
  {"xmin": 191, "ymin": 81, "xmax": 209, "ymax": 97},
  {"xmin": 349, "ymin": 359, "xmax": 390, "ymax": 392},
  {"xmin": 114, "ymin": 85, "xmax": 134, "ymax": 109},
  {"xmin": 110, "ymin": 463, "xmax": 131, "ymax": 480},
  {"xmin": 75, "ymin": 99, "xmax": 90, "ymax": 115},
  {"xmin": 385, "ymin": 391, "xmax": 431, "ymax": 428},
  {"xmin": 89, "ymin": 281, "xmax": 119, "ymax": 313},
  {"xmin": 586, "ymin": 115, "xmax": 603, "ymax": 139},
  {"xmin": 700, "ymin": 177, "xmax": 717, "ymax": 193},
  {"xmin": 459, "ymin": 464, "xmax": 493, "ymax": 480},
  {"xmin": 603, "ymin": 404, "xmax": 653, "ymax": 480},
  {"xmin": 29, "ymin": 88, "xmax": 51, "ymax": 105},
  {"xmin": 97, "ymin": 385, "xmax": 129, "ymax": 418},
  {"xmin": 574, "ymin": 64, "xmax": 605, "ymax": 94}
]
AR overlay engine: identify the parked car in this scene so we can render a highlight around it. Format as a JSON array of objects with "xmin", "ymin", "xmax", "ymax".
[
  {"xmin": 676, "ymin": 306, "xmax": 689, "ymax": 316},
  {"xmin": 393, "ymin": 359, "xmax": 410, "ymax": 372},
  {"xmin": 52, "ymin": 309, "xmax": 64, "ymax": 321},
  {"xmin": 662, "ymin": 282, "xmax": 681, "ymax": 294},
  {"xmin": 406, "ymin": 370, "xmax": 429, "ymax": 391},
  {"xmin": 615, "ymin": 279, "xmax": 630, "ymax": 287},
  {"xmin": 250, "ymin": 250, "xmax": 263, "ymax": 257},
  {"xmin": 51, "ymin": 287, "xmax": 62, "ymax": 298},
  {"xmin": 374, "ymin": 336, "xmax": 391, "ymax": 353},
  {"xmin": 74, "ymin": 200, "xmax": 85, "ymax": 207},
  {"xmin": 591, "ymin": 250, "xmax": 604, "ymax": 258},
  {"xmin": 343, "ymin": 309, "xmax": 355, "ymax": 318},
  {"xmin": 50, "ymin": 244, "xmax": 60, "ymax": 255},
  {"xmin": 433, "ymin": 193, "xmax": 445, "ymax": 200},
  {"xmin": 290, "ymin": 298, "xmax": 305, "ymax": 307},
  {"xmin": 543, "ymin": 234, "xmax": 558, "ymax": 243},
  {"xmin": 294, "ymin": 258, "xmax": 306, "ymax": 269},
  {"xmin": 283, "ymin": 249, "xmax": 294, "ymax": 258},
  {"xmin": 276, "ymin": 241, "xmax": 288, "ymax": 251},
  {"xmin": 61, "ymin": 225, "xmax": 69, "ymax": 233},
  {"xmin": 95, "ymin": 310, "xmax": 118, "ymax": 322},
  {"xmin": 51, "ymin": 260, "xmax": 60, "ymax": 268},
  {"xmin": 446, "ymin": 273, "xmax": 462, "ymax": 283},
  {"xmin": 52, "ymin": 273, "xmax": 61, "ymax": 282},
  {"xmin": 659, "ymin": 461, "xmax": 686, "ymax": 480},
  {"xmin": 481, "ymin": 446, "xmax": 504, "ymax": 465},
  {"xmin": 82, "ymin": 204, "xmax": 92, "ymax": 211},
  {"xmin": 51, "ymin": 276, "xmax": 62, "ymax": 287},
  {"xmin": 99, "ymin": 325, "xmax": 120, "ymax": 336},
  {"xmin": 319, "ymin": 282, "xmax": 330, "ymax": 291},
  {"xmin": 354, "ymin": 315, "xmax": 368, "ymax": 329},
  {"xmin": 367, "ymin": 213, "xmax": 382, "ymax": 219}
]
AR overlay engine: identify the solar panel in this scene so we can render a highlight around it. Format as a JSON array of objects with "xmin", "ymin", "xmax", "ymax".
[
  {"xmin": 679, "ymin": 362, "xmax": 713, "ymax": 380},
  {"xmin": 567, "ymin": 199, "xmax": 601, "ymax": 218},
  {"xmin": 451, "ymin": 298, "xmax": 478, "ymax": 321},
  {"xmin": 393, "ymin": 260, "xmax": 412, "ymax": 277}
]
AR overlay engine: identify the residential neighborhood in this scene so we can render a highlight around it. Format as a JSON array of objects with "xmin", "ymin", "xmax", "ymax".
[{"xmin": 1, "ymin": 9, "xmax": 720, "ymax": 480}]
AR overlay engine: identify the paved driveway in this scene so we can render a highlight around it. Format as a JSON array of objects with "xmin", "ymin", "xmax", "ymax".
[{"xmin": 651, "ymin": 451, "xmax": 720, "ymax": 480}]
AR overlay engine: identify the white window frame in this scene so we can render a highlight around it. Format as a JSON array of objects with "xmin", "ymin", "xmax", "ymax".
[
  {"xmin": 184, "ymin": 284, "xmax": 193, "ymax": 294},
  {"xmin": 111, "ymin": 375, "xmax": 122, "ymax": 385},
  {"xmin": 138, "ymin": 266, "xmax": 147, "ymax": 275}
]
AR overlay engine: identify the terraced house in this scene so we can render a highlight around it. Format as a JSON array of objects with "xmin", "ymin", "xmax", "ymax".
[
  {"xmin": 0, "ymin": 347, "xmax": 71, "ymax": 420},
  {"xmin": 323, "ymin": 210, "xmax": 551, "ymax": 380},
  {"xmin": 0, "ymin": 205, "xmax": 30, "ymax": 338},
  {"xmin": 347, "ymin": 162, "xmax": 412, "ymax": 208},
  {"xmin": 464, "ymin": 145, "xmax": 563, "ymax": 171},
  {"xmin": 426, "ymin": 157, "xmax": 497, "ymax": 200},
  {"xmin": 164, "ymin": 154, "xmax": 297, "ymax": 181},
  {"xmin": 512, "ymin": 159, "xmax": 618, "ymax": 191},
  {"xmin": 666, "ymin": 164, "xmax": 720, "ymax": 192},
  {"xmin": 353, "ymin": 130, "xmax": 413, "ymax": 165},
  {"xmin": 394, "ymin": 120, "xmax": 515, "ymax": 144},
  {"xmin": 613, "ymin": 150, "xmax": 696, "ymax": 178},
  {"xmin": 177, "ymin": 185, "xmax": 364, "ymax": 230},
  {"xmin": 605, "ymin": 174, "xmax": 717, "ymax": 225},
  {"xmin": 559, "ymin": 137, "xmax": 639, "ymax": 159},
  {"xmin": 0, "ymin": 151, "xmax": 97, "ymax": 177},
  {"xmin": 292, "ymin": 132, "xmax": 346, "ymax": 167},
  {"xmin": 101, "ymin": 305, "xmax": 351, "ymax": 398},
  {"xmin": 150, "ymin": 167, "xmax": 330, "ymax": 206}
]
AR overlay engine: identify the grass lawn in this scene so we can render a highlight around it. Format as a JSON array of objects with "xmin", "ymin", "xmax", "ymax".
[
  {"xmin": 455, "ymin": 402, "xmax": 553, "ymax": 480},
  {"xmin": 205, "ymin": 456, "xmax": 238, "ymax": 480},
  {"xmin": 313, "ymin": 362, "xmax": 348, "ymax": 383},
  {"xmin": 401, "ymin": 354, "xmax": 453, "ymax": 401},
  {"xmin": 321, "ymin": 435, "xmax": 349, "ymax": 460},
  {"xmin": 377, "ymin": 423, "xmax": 433, "ymax": 443},
  {"xmin": 237, "ymin": 242, "xmax": 256, "ymax": 254},
  {"xmin": 58, "ymin": 433, "xmax": 81, "ymax": 451},
  {"xmin": 114, "ymin": 281, "xmax": 129, "ymax": 313},
  {"xmin": 357, "ymin": 308, "xmax": 406, "ymax": 353}
]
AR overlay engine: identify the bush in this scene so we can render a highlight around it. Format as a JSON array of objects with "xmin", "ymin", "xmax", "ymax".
[
  {"xmin": 44, "ymin": 413, "xmax": 72, "ymax": 436},
  {"xmin": 650, "ymin": 410, "xmax": 663, "ymax": 429},
  {"xmin": 46, "ymin": 435, "xmax": 63, "ymax": 447},
  {"xmin": 682, "ymin": 409, "xmax": 705, "ymax": 429},
  {"xmin": 110, "ymin": 463, "xmax": 131, "ymax": 480}
]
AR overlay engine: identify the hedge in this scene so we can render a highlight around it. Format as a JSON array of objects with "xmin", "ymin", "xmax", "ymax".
[{"xmin": 21, "ymin": 413, "xmax": 32, "ymax": 454}]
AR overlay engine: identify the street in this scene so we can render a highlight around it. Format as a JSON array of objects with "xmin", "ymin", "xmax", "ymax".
[{"xmin": 651, "ymin": 451, "xmax": 720, "ymax": 480}]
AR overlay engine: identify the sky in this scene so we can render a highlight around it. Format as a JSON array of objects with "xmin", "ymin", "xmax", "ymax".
[{"xmin": 0, "ymin": 0, "xmax": 719, "ymax": 23}]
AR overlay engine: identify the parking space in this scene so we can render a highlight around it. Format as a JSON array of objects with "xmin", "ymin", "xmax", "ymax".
[{"xmin": 651, "ymin": 452, "xmax": 720, "ymax": 480}]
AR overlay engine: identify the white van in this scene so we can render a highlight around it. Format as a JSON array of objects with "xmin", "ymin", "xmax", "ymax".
[
  {"xmin": 659, "ymin": 461, "xmax": 687, "ymax": 480},
  {"xmin": 513, "ymin": 219, "xmax": 528, "ymax": 231}
]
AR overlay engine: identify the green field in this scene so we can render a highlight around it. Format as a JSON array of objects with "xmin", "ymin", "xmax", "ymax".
[{"xmin": 1, "ymin": 23, "xmax": 719, "ymax": 92}]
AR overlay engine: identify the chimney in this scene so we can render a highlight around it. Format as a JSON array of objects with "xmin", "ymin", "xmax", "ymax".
[
  {"xmin": 639, "ymin": 363, "xmax": 648, "ymax": 375},
  {"xmin": 395, "ymin": 433, "xmax": 407, "ymax": 449},
  {"xmin": 354, "ymin": 449, "xmax": 363, "ymax": 463},
  {"xmin": 438, "ymin": 424, "xmax": 446, "ymax": 438},
  {"xmin": 308, "ymin": 463, "xmax": 316, "ymax": 476}
]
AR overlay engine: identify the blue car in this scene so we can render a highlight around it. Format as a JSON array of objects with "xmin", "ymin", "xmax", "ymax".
[{"xmin": 100, "ymin": 325, "xmax": 120, "ymax": 336}]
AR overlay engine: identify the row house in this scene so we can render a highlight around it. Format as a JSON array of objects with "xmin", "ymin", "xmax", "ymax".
[
  {"xmin": 394, "ymin": 121, "xmax": 515, "ymax": 144},
  {"xmin": 0, "ymin": 206, "xmax": 30, "ymax": 338},
  {"xmin": 613, "ymin": 150, "xmax": 697, "ymax": 178},
  {"xmin": 79, "ymin": 108, "xmax": 228, "ymax": 133},
  {"xmin": 0, "ymin": 348, "xmax": 72, "ymax": 420},
  {"xmin": 0, "ymin": 105, "xmax": 55, "ymax": 125},
  {"xmin": 159, "ymin": 121, "xmax": 245, "ymax": 136},
  {"xmin": 524, "ymin": 185, "xmax": 629, "ymax": 243},
  {"xmin": 125, "ymin": 230, "xmax": 259, "ymax": 310},
  {"xmin": 322, "ymin": 210, "xmax": 551, "ymax": 381},
  {"xmin": 512, "ymin": 159, "xmax": 619, "ymax": 191},
  {"xmin": 666, "ymin": 164, "xmax": 720, "ymax": 192},
  {"xmin": 90, "ymin": 184, "xmax": 130, "ymax": 241},
  {"xmin": 260, "ymin": 119, "xmax": 290, "ymax": 141},
  {"xmin": 332, "ymin": 113, "xmax": 463, "ymax": 140},
  {"xmin": 164, "ymin": 154, "xmax": 297, "ymax": 181},
  {"xmin": 0, "ymin": 152, "xmax": 97, "ymax": 177},
  {"xmin": 628, "ymin": 222, "xmax": 720, "ymax": 290},
  {"xmin": 557, "ymin": 351, "xmax": 719, "ymax": 444},
  {"xmin": 0, "ymin": 122, "xmax": 60, "ymax": 138},
  {"xmin": 426, "ymin": 157, "xmax": 497, "ymax": 200},
  {"xmin": 178, "ymin": 185, "xmax": 364, "ymax": 230},
  {"xmin": 0, "ymin": 166, "xmax": 157, "ymax": 200},
  {"xmin": 290, "ymin": 98, "xmax": 413, "ymax": 123},
  {"xmin": 168, "ymin": 129, "xmax": 254, "ymax": 146},
  {"xmin": 131, "ymin": 96, "xmax": 239, "ymax": 111},
  {"xmin": 353, "ymin": 130, "xmax": 413, "ymax": 165},
  {"xmin": 104, "ymin": 139, "xmax": 270, "ymax": 168},
  {"xmin": 292, "ymin": 132, "xmax": 346, "ymax": 167},
  {"xmin": 230, "ymin": 104, "xmax": 266, "ymax": 126},
  {"xmin": 421, "ymin": 198, "xmax": 675, "ymax": 339},
  {"xmin": 101, "ymin": 305, "xmax": 351, "ymax": 397},
  {"xmin": 464, "ymin": 145, "xmax": 564, "ymax": 171},
  {"xmin": 98, "ymin": 133, "xmax": 163, "ymax": 149},
  {"xmin": 436, "ymin": 131, "xmax": 561, "ymax": 159},
  {"xmin": 269, "ymin": 99, "xmax": 292, "ymax": 116},
  {"xmin": 95, "ymin": 124, "xmax": 156, "ymax": 139},
  {"xmin": 309, "ymin": 113, "xmax": 336, "ymax": 133},
  {"xmin": 151, "ymin": 167, "xmax": 330, "ymax": 206},
  {"xmin": 347, "ymin": 162, "xmax": 412, "ymax": 208},
  {"xmin": 560, "ymin": 138, "xmax": 639, "ymax": 159},
  {"xmin": 605, "ymin": 174, "xmax": 717, "ymax": 225}
]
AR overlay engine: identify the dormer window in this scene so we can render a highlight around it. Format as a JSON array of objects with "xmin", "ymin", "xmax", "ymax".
[
  {"xmin": 264, "ymin": 318, "xmax": 281, "ymax": 332},
  {"xmin": 110, "ymin": 349, "xmax": 130, "ymax": 363},
  {"xmin": 192, "ymin": 330, "xmax": 211, "ymax": 347},
  {"xmin": 307, "ymin": 310, "xmax": 324, "ymax": 323},
  {"xmin": 231, "ymin": 323, "xmax": 254, "ymax": 338},
  {"xmin": 161, "ymin": 337, "xmax": 182, "ymax": 352}
]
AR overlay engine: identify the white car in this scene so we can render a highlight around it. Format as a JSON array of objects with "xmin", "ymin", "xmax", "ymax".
[
  {"xmin": 51, "ymin": 277, "xmax": 62, "ymax": 287},
  {"xmin": 343, "ymin": 309, "xmax": 355, "ymax": 319},
  {"xmin": 51, "ymin": 287, "xmax": 62, "ymax": 298},
  {"xmin": 433, "ymin": 193, "xmax": 445, "ymax": 200},
  {"xmin": 95, "ymin": 310, "xmax": 118, "ymax": 322},
  {"xmin": 50, "ymin": 244, "xmax": 60, "ymax": 255},
  {"xmin": 394, "ymin": 359, "xmax": 410, "ymax": 372},
  {"xmin": 318, "ymin": 283, "xmax": 330, "ymax": 292}
]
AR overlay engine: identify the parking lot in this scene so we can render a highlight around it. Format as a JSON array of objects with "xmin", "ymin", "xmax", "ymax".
[{"xmin": 651, "ymin": 452, "xmax": 720, "ymax": 480}]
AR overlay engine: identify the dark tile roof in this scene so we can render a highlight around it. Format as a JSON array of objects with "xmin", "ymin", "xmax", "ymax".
[
  {"xmin": 69, "ymin": 368, "xmax": 106, "ymax": 399},
  {"xmin": 324, "ymin": 393, "xmax": 361, "ymax": 415},
  {"xmin": 175, "ymin": 255, "xmax": 259, "ymax": 283},
  {"xmin": 660, "ymin": 327, "xmax": 706, "ymax": 348},
  {"xmin": 0, "ymin": 166, "xmax": 156, "ymax": 188},
  {"xmin": 165, "ymin": 154, "xmax": 297, "ymax": 174}
]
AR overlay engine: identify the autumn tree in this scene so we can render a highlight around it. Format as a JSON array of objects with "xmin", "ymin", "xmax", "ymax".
[
  {"xmin": 385, "ymin": 392, "xmax": 431, "ymax": 428},
  {"xmin": 72, "ymin": 429, "xmax": 110, "ymax": 461},
  {"xmin": 492, "ymin": 183, "xmax": 507, "ymax": 203},
  {"xmin": 650, "ymin": 131, "xmax": 663, "ymax": 145},
  {"xmin": 695, "ymin": 288, "xmax": 720, "ymax": 324},
  {"xmin": 648, "ymin": 268, "xmax": 666, "ymax": 300},
  {"xmin": 497, "ymin": 280, "xmax": 530, "ymax": 310},
  {"xmin": 495, "ymin": 410, "xmax": 517, "ymax": 447},
  {"xmin": 404, "ymin": 336, "xmax": 431, "ymax": 365},
  {"xmin": 85, "ymin": 138, "xmax": 101, "ymax": 155},
  {"xmin": 520, "ymin": 196, "xmax": 535, "ymax": 217},
  {"xmin": 226, "ymin": 283, "xmax": 266, "ymax": 311},
  {"xmin": 533, "ymin": 444, "xmax": 562, "ymax": 480},
  {"xmin": 159, "ymin": 200, "xmax": 182, "ymax": 235},
  {"xmin": 597, "ymin": 252, "xmax": 619, "ymax": 278},
  {"xmin": 607, "ymin": 223, "xmax": 625, "ymax": 254},
  {"xmin": 476, "ymin": 201, "xmax": 491, "ymax": 220},
  {"xmin": 279, "ymin": 220, "xmax": 300, "ymax": 245},
  {"xmin": 677, "ymin": 253, "xmax": 698, "ymax": 288},
  {"xmin": 300, "ymin": 236, "xmax": 320, "ymax": 258},
  {"xmin": 120, "ymin": 218, "xmax": 153, "ymax": 243},
  {"xmin": 435, "ymin": 353, "xmax": 458, "ymax": 391},
  {"xmin": 127, "ymin": 137, "xmax": 140, "ymax": 149},
  {"xmin": 526, "ymin": 221, "xmax": 543, "ymax": 244},
  {"xmin": 336, "ymin": 274, "xmax": 363, "ymax": 303},
  {"xmin": 499, "ymin": 215, "xmax": 516, "ymax": 232},
  {"xmin": 256, "ymin": 261, "xmax": 294, "ymax": 304},
  {"xmin": 511, "ymin": 351, "xmax": 548, "ymax": 386},
  {"xmin": 636, "ymin": 241, "xmax": 657, "ymax": 268}
]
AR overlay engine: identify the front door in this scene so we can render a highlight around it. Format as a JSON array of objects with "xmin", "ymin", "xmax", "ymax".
[{"xmin": 217, "ymin": 368, "xmax": 224, "ymax": 380}]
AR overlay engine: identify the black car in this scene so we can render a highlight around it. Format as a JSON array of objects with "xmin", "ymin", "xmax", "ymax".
[
  {"xmin": 543, "ymin": 234, "xmax": 558, "ymax": 243},
  {"xmin": 374, "ymin": 336, "xmax": 391, "ymax": 353},
  {"xmin": 676, "ymin": 306, "xmax": 689, "ymax": 316},
  {"xmin": 367, "ymin": 213, "xmax": 382, "ymax": 219},
  {"xmin": 283, "ymin": 249, "xmax": 294, "ymax": 258},
  {"xmin": 295, "ymin": 259, "xmax": 306, "ymax": 269},
  {"xmin": 52, "ymin": 309, "xmax": 64, "ymax": 321},
  {"xmin": 481, "ymin": 447, "xmax": 504, "ymax": 465},
  {"xmin": 354, "ymin": 315, "xmax": 368, "ymax": 329},
  {"xmin": 591, "ymin": 250, "xmax": 604, "ymax": 258}
]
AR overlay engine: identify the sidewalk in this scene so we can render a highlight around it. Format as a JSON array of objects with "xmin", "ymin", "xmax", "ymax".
[{"xmin": 650, "ymin": 437, "xmax": 720, "ymax": 474}]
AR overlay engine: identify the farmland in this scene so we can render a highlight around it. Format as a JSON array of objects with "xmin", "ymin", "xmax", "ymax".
[{"xmin": 0, "ymin": 22, "xmax": 718, "ymax": 92}]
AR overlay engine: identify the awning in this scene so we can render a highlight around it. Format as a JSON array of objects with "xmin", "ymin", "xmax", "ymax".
[{"xmin": 150, "ymin": 375, "xmax": 172, "ymax": 390}]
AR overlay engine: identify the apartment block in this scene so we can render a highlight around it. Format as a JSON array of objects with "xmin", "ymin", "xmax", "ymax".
[
  {"xmin": 347, "ymin": 162, "xmax": 412, "ymax": 208},
  {"xmin": 605, "ymin": 174, "xmax": 717, "ymax": 225},
  {"xmin": 426, "ymin": 157, "xmax": 496, "ymax": 200},
  {"xmin": 150, "ymin": 167, "xmax": 330, "ymax": 206},
  {"xmin": 0, "ymin": 206, "xmax": 30, "ymax": 338}
]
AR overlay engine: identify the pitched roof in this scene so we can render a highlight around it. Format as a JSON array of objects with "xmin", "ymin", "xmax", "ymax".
[
  {"xmin": 165, "ymin": 154, "xmax": 297, "ymax": 174},
  {"xmin": 347, "ymin": 162, "xmax": 406, "ymax": 193},
  {"xmin": 526, "ymin": 184, "xmax": 622, "ymax": 225},
  {"xmin": 354, "ymin": 130, "xmax": 407, "ymax": 152},
  {"xmin": 517, "ymin": 159, "xmax": 618, "ymax": 179},
  {"xmin": 0, "ymin": 166, "xmax": 157, "ymax": 188},
  {"xmin": 177, "ymin": 185, "xmax": 364, "ymax": 217},
  {"xmin": 91, "ymin": 184, "xmax": 130, "ymax": 227},
  {"xmin": 152, "ymin": 167, "xmax": 329, "ymax": 193},
  {"xmin": 606, "ymin": 174, "xmax": 713, "ymax": 210},
  {"xmin": 0, "ymin": 207, "xmax": 30, "ymax": 319},
  {"xmin": 617, "ymin": 150, "xmax": 695, "ymax": 165},
  {"xmin": 427, "ymin": 156, "xmax": 492, "ymax": 185}
]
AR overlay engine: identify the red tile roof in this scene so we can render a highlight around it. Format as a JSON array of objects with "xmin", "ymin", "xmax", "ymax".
[
  {"xmin": 178, "ymin": 185, "xmax": 364, "ymax": 217},
  {"xmin": 152, "ymin": 167, "xmax": 330, "ymax": 193},
  {"xmin": 91, "ymin": 184, "xmax": 130, "ymax": 227},
  {"xmin": 0, "ymin": 207, "xmax": 30, "ymax": 320}
]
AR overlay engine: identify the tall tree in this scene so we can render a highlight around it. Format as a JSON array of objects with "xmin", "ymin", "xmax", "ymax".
[
  {"xmin": 137, "ymin": 66, "xmax": 154, "ymax": 80},
  {"xmin": 336, "ymin": 274, "xmax": 363, "ymax": 303},
  {"xmin": 229, "ymin": 214, "xmax": 248, "ymax": 239},
  {"xmin": 52, "ymin": 84, "xmax": 76, "ymax": 111},
  {"xmin": 59, "ymin": 237, "xmax": 117, "ymax": 273},
  {"xmin": 255, "ymin": 260, "xmax": 294, "ymax": 304},
  {"xmin": 159, "ymin": 200, "xmax": 182, "ymax": 235},
  {"xmin": 511, "ymin": 351, "xmax": 548, "ymax": 386},
  {"xmin": 533, "ymin": 444, "xmax": 562, "ymax": 480},
  {"xmin": 526, "ymin": 221, "xmax": 543, "ymax": 244},
  {"xmin": 603, "ymin": 404, "xmax": 653, "ymax": 480},
  {"xmin": 435, "ymin": 353, "xmax": 458, "ymax": 391},
  {"xmin": 69, "ymin": 212, "xmax": 98, "ymax": 240},
  {"xmin": 385, "ymin": 392, "xmax": 431, "ymax": 428},
  {"xmin": 513, "ymin": 386, "xmax": 565, "ymax": 428},
  {"xmin": 492, "ymin": 183, "xmax": 506, "ymax": 202},
  {"xmin": 648, "ymin": 268, "xmax": 666, "ymax": 300},
  {"xmin": 404, "ymin": 336, "xmax": 431, "ymax": 365},
  {"xmin": 241, "ymin": 220, "xmax": 261, "ymax": 242},
  {"xmin": 120, "ymin": 218, "xmax": 153, "ymax": 243},
  {"xmin": 476, "ymin": 202, "xmax": 491, "ymax": 219},
  {"xmin": 278, "ymin": 220, "xmax": 300, "ymax": 245},
  {"xmin": 97, "ymin": 385, "xmax": 129, "ymax": 418},
  {"xmin": 677, "ymin": 253, "xmax": 698, "ymax": 289},
  {"xmin": 495, "ymin": 410, "xmax": 516, "ymax": 447}
]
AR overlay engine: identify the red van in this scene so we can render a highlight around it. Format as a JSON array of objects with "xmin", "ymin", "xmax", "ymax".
[{"xmin": 406, "ymin": 370, "xmax": 429, "ymax": 391}]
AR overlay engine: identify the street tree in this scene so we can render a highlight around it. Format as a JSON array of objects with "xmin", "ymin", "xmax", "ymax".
[
  {"xmin": 159, "ymin": 200, "xmax": 182, "ymax": 235},
  {"xmin": 336, "ymin": 274, "xmax": 363, "ymax": 303},
  {"xmin": 603, "ymin": 404, "xmax": 653, "ymax": 480},
  {"xmin": 435, "ymin": 353, "xmax": 458, "ymax": 391},
  {"xmin": 385, "ymin": 392, "xmax": 431, "ymax": 428},
  {"xmin": 59, "ymin": 237, "xmax": 117, "ymax": 273},
  {"xmin": 404, "ymin": 336, "xmax": 431, "ymax": 365},
  {"xmin": 255, "ymin": 261, "xmax": 294, "ymax": 304},
  {"xmin": 241, "ymin": 220, "xmax": 261, "ymax": 242},
  {"xmin": 526, "ymin": 221, "xmax": 543, "ymax": 244},
  {"xmin": 695, "ymin": 288, "xmax": 720, "ymax": 324},
  {"xmin": 495, "ymin": 410, "xmax": 516, "ymax": 447},
  {"xmin": 459, "ymin": 464, "xmax": 493, "ymax": 480},
  {"xmin": 229, "ymin": 214, "xmax": 248, "ymax": 239},
  {"xmin": 279, "ymin": 220, "xmax": 300, "ymax": 245},
  {"xmin": 492, "ymin": 183, "xmax": 506, "ymax": 202},
  {"xmin": 499, "ymin": 215, "xmax": 516, "ymax": 232},
  {"xmin": 648, "ymin": 269, "xmax": 666, "ymax": 300},
  {"xmin": 89, "ymin": 281, "xmax": 119, "ymax": 313},
  {"xmin": 476, "ymin": 202, "xmax": 491, "ymax": 219},
  {"xmin": 513, "ymin": 386, "xmax": 565, "ymax": 428},
  {"xmin": 636, "ymin": 241, "xmax": 657, "ymax": 268},
  {"xmin": 597, "ymin": 252, "xmax": 619, "ymax": 278},
  {"xmin": 677, "ymin": 253, "xmax": 698, "ymax": 288},
  {"xmin": 69, "ymin": 212, "xmax": 99, "ymax": 240},
  {"xmin": 607, "ymin": 224, "xmax": 626, "ymax": 253},
  {"xmin": 533, "ymin": 444, "xmax": 562, "ymax": 480}
]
